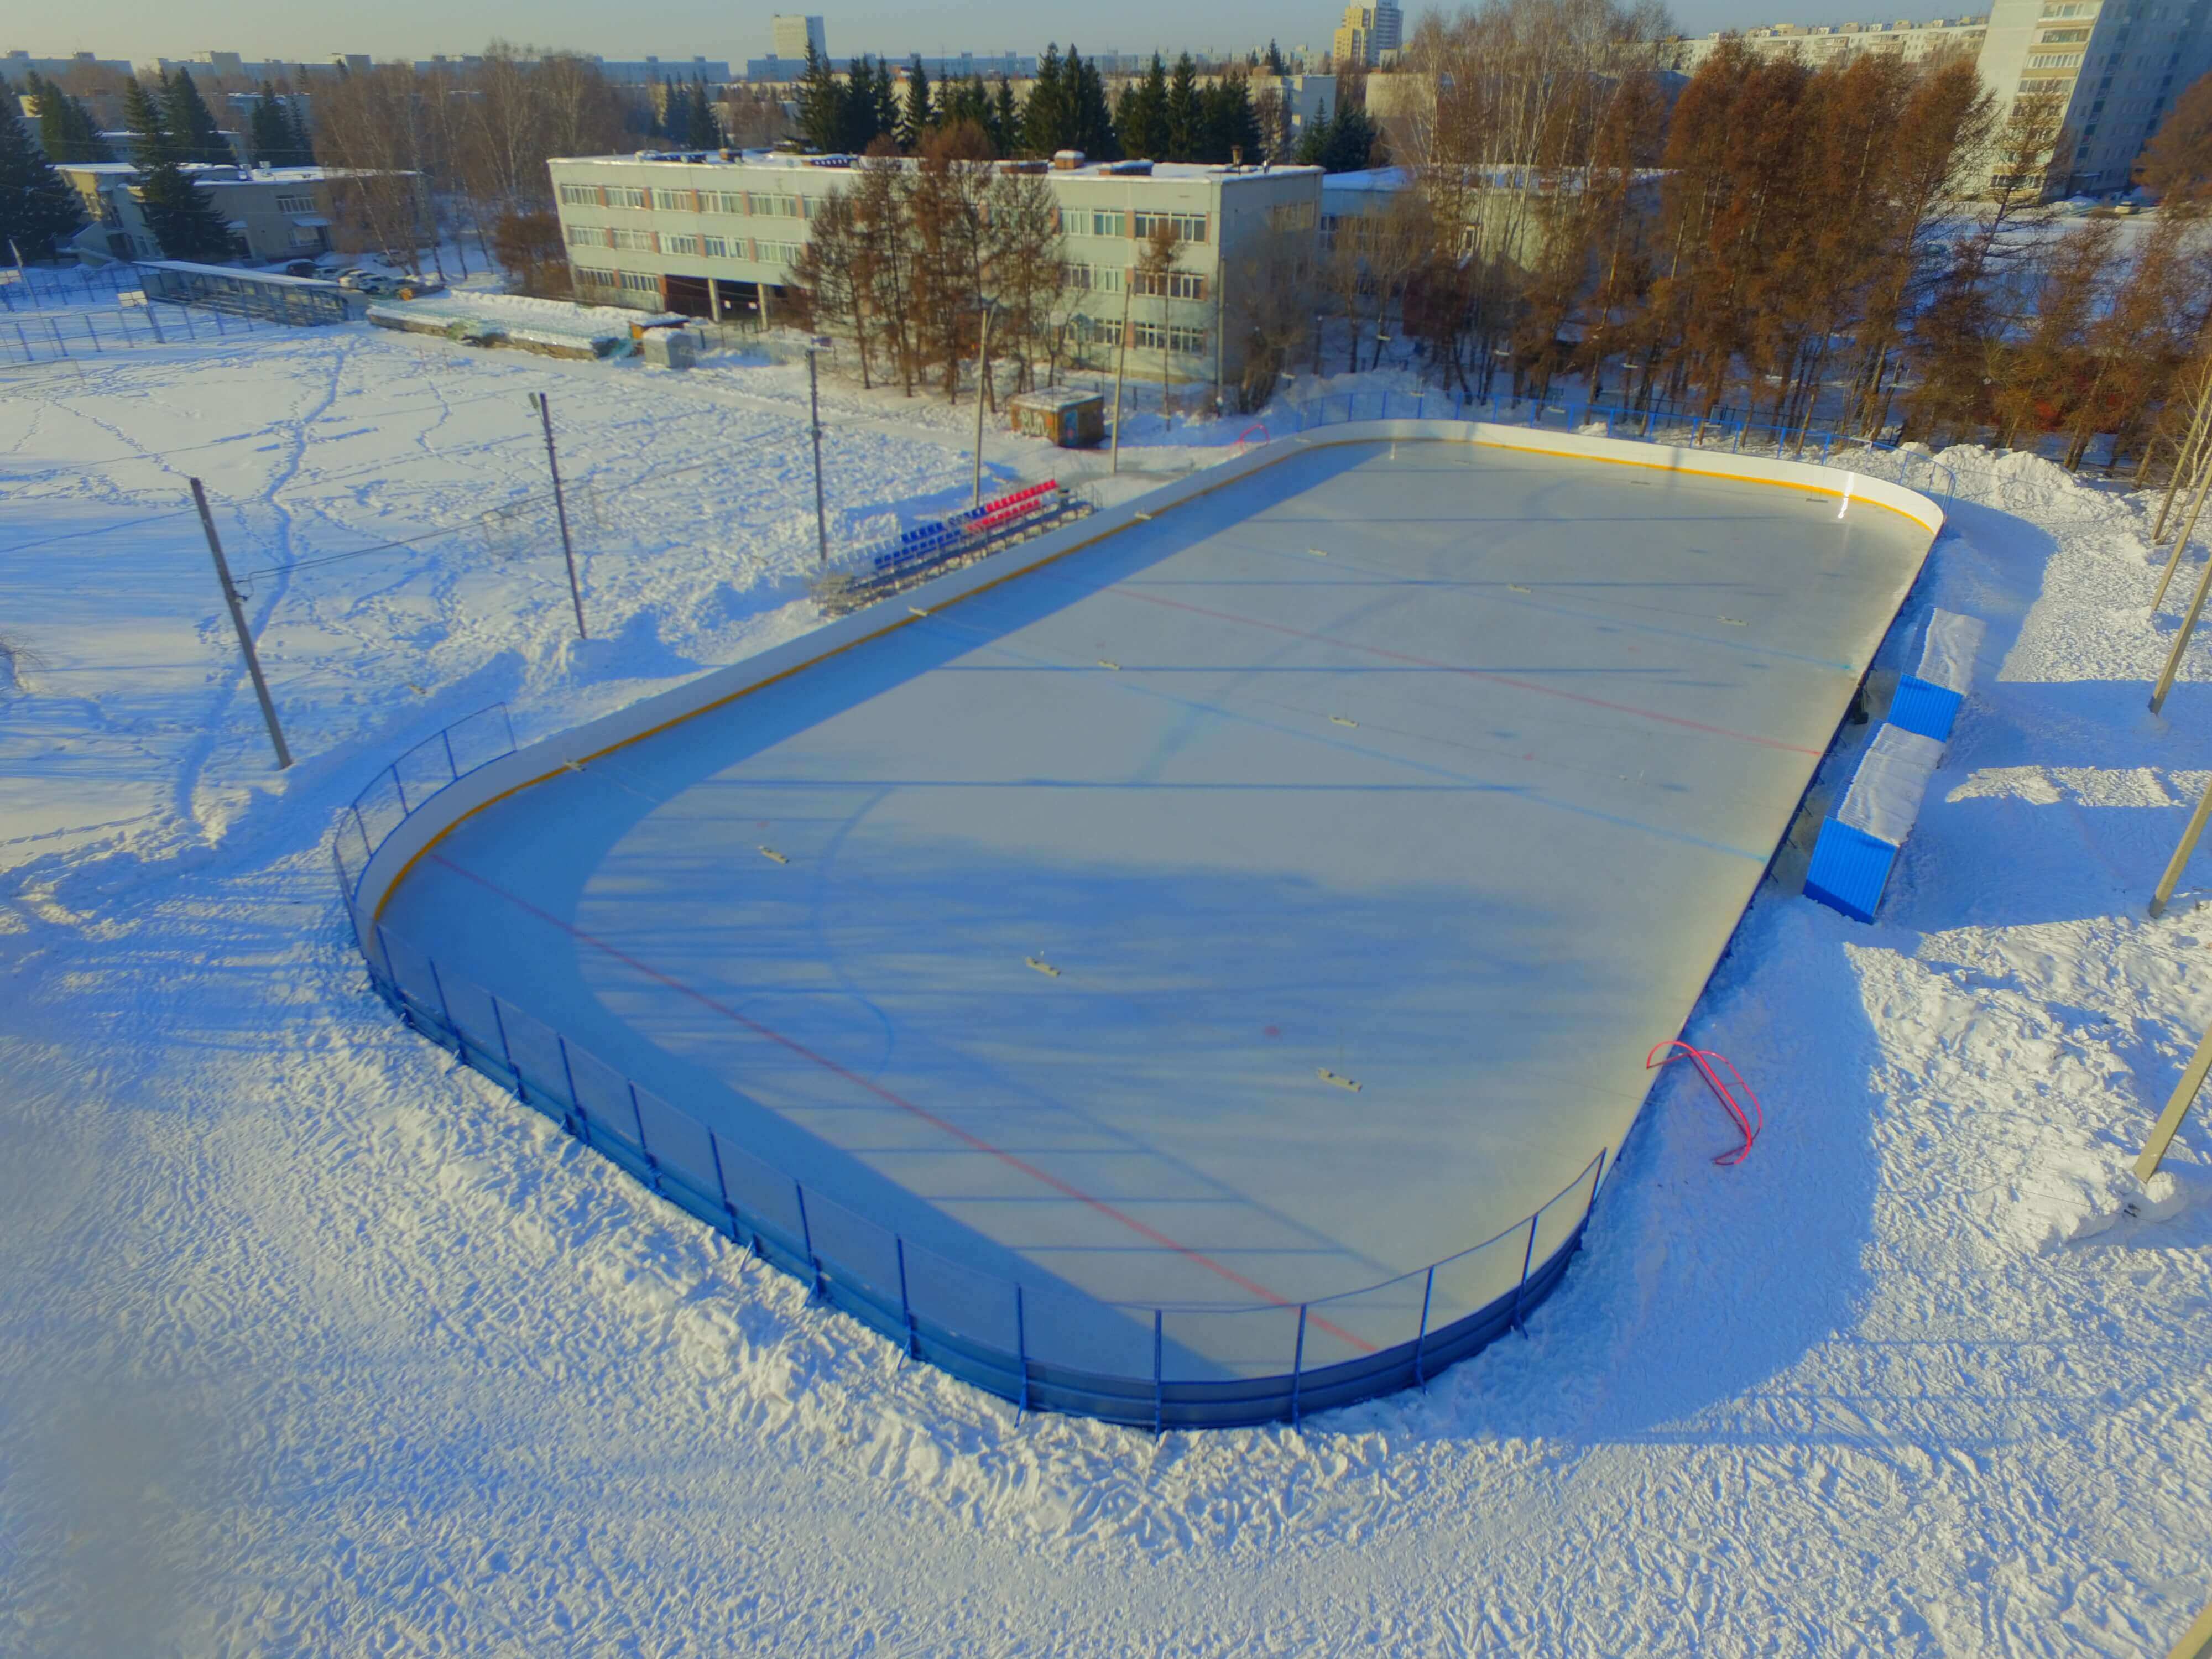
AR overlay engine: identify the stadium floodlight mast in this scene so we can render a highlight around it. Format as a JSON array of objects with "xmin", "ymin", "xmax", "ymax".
[{"xmin": 806, "ymin": 336, "xmax": 831, "ymax": 567}]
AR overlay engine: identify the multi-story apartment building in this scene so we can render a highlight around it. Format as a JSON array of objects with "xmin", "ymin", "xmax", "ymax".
[
  {"xmin": 1333, "ymin": 1, "xmax": 1406, "ymax": 67},
  {"xmin": 1662, "ymin": 1, "xmax": 2212, "ymax": 192},
  {"xmin": 1979, "ymin": 0, "xmax": 2212, "ymax": 190},
  {"xmin": 547, "ymin": 148, "xmax": 1323, "ymax": 385},
  {"xmin": 1663, "ymin": 15, "xmax": 1992, "ymax": 74}
]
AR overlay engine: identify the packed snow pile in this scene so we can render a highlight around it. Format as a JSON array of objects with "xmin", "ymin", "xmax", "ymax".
[
  {"xmin": 1, "ymin": 320, "xmax": 2209, "ymax": 1655},
  {"xmin": 370, "ymin": 289, "xmax": 684, "ymax": 356}
]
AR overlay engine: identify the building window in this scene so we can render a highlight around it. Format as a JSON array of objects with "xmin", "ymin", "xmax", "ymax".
[
  {"xmin": 559, "ymin": 183, "xmax": 601, "ymax": 206},
  {"xmin": 1061, "ymin": 263, "xmax": 1124, "ymax": 293},
  {"xmin": 288, "ymin": 226, "xmax": 322, "ymax": 246},
  {"xmin": 2027, "ymin": 52, "xmax": 2084, "ymax": 67},
  {"xmin": 572, "ymin": 265, "xmax": 618, "ymax": 289},
  {"xmin": 607, "ymin": 186, "xmax": 648, "ymax": 209},
  {"xmin": 706, "ymin": 191, "xmax": 746, "ymax": 215},
  {"xmin": 565, "ymin": 223, "xmax": 604, "ymax": 247},
  {"xmin": 1269, "ymin": 201, "xmax": 1317, "ymax": 232},
  {"xmin": 619, "ymin": 271, "xmax": 661, "ymax": 294},
  {"xmin": 1133, "ymin": 210, "xmax": 1208, "ymax": 244},
  {"xmin": 1078, "ymin": 209, "xmax": 1126, "ymax": 238},
  {"xmin": 701, "ymin": 236, "xmax": 727, "ymax": 258},
  {"xmin": 609, "ymin": 227, "xmax": 655, "ymax": 249},
  {"xmin": 2037, "ymin": 27, "xmax": 2091, "ymax": 41},
  {"xmin": 664, "ymin": 232, "xmax": 700, "ymax": 255},
  {"xmin": 1130, "ymin": 320, "xmax": 1207, "ymax": 354},
  {"xmin": 654, "ymin": 188, "xmax": 697, "ymax": 211},
  {"xmin": 1131, "ymin": 269, "xmax": 1204, "ymax": 300},
  {"xmin": 274, "ymin": 193, "xmax": 316, "ymax": 213},
  {"xmin": 757, "ymin": 239, "xmax": 802, "ymax": 263}
]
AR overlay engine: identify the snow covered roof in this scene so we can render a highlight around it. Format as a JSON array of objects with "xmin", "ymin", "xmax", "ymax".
[
  {"xmin": 552, "ymin": 149, "xmax": 1321, "ymax": 182},
  {"xmin": 138, "ymin": 259, "xmax": 343, "ymax": 287}
]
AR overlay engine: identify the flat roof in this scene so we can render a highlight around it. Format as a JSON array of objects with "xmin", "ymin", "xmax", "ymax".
[
  {"xmin": 382, "ymin": 436, "xmax": 1932, "ymax": 1355},
  {"xmin": 552, "ymin": 149, "xmax": 1322, "ymax": 182}
]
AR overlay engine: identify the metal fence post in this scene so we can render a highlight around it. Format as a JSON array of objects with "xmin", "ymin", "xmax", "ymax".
[
  {"xmin": 441, "ymin": 727, "xmax": 458, "ymax": 779},
  {"xmin": 424, "ymin": 956, "xmax": 461, "ymax": 1054},
  {"xmin": 1015, "ymin": 1285, "xmax": 1031, "ymax": 1414},
  {"xmin": 391, "ymin": 765, "xmax": 410, "ymax": 815},
  {"xmin": 189, "ymin": 478, "xmax": 293, "ymax": 771},
  {"xmin": 626, "ymin": 1082, "xmax": 662, "ymax": 1193},
  {"xmin": 1511, "ymin": 1213, "xmax": 1540, "ymax": 1333},
  {"xmin": 1413, "ymin": 1265, "xmax": 1436, "ymax": 1386},
  {"xmin": 46, "ymin": 317, "xmax": 66, "ymax": 356},
  {"xmin": 896, "ymin": 1238, "xmax": 919, "ymax": 1358},
  {"xmin": 795, "ymin": 1181, "xmax": 825, "ymax": 1298},
  {"xmin": 1289, "ymin": 1303, "xmax": 1308, "ymax": 1426},
  {"xmin": 555, "ymin": 1036, "xmax": 589, "ymax": 1144},
  {"xmin": 1152, "ymin": 1308, "xmax": 1165, "ymax": 1435},
  {"xmin": 488, "ymin": 995, "xmax": 523, "ymax": 1097},
  {"xmin": 707, "ymin": 1133, "xmax": 741, "ymax": 1240}
]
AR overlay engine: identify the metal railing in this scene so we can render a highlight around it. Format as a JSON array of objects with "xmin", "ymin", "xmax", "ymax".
[{"xmin": 334, "ymin": 696, "xmax": 1611, "ymax": 1430}]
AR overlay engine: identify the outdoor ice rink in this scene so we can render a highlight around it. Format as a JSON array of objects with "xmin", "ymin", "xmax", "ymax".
[{"xmin": 380, "ymin": 436, "xmax": 1935, "ymax": 1345}]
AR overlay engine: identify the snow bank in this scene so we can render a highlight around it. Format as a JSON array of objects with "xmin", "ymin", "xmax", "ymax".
[{"xmin": 3, "ymin": 323, "xmax": 2211, "ymax": 1653}]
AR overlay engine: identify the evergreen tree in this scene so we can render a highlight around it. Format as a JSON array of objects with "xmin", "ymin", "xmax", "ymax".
[
  {"xmin": 247, "ymin": 82, "xmax": 291, "ymax": 164},
  {"xmin": 1025, "ymin": 46, "xmax": 1068, "ymax": 156},
  {"xmin": 1116, "ymin": 55, "xmax": 1170, "ymax": 159},
  {"xmin": 865, "ymin": 58, "xmax": 900, "ymax": 149},
  {"xmin": 26, "ymin": 72, "xmax": 112, "ymax": 164},
  {"xmin": 1295, "ymin": 105, "xmax": 1376, "ymax": 172},
  {"xmin": 121, "ymin": 79, "xmax": 175, "ymax": 166},
  {"xmin": 125, "ymin": 80, "xmax": 233, "ymax": 258},
  {"xmin": 1065, "ymin": 47, "xmax": 1119, "ymax": 161},
  {"xmin": 163, "ymin": 69, "xmax": 231, "ymax": 165},
  {"xmin": 900, "ymin": 57, "xmax": 932, "ymax": 150},
  {"xmin": 1165, "ymin": 54, "xmax": 1201, "ymax": 161},
  {"xmin": 1266, "ymin": 39, "xmax": 1286, "ymax": 74},
  {"xmin": 0, "ymin": 77, "xmax": 86, "ymax": 261},
  {"xmin": 283, "ymin": 96, "xmax": 315, "ymax": 166},
  {"xmin": 1199, "ymin": 73, "xmax": 1263, "ymax": 163},
  {"xmin": 797, "ymin": 43, "xmax": 846, "ymax": 152},
  {"xmin": 992, "ymin": 77, "xmax": 1021, "ymax": 156},
  {"xmin": 681, "ymin": 77, "xmax": 719, "ymax": 147}
]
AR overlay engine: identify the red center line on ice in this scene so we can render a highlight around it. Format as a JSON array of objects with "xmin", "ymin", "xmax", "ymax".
[
  {"xmin": 1100, "ymin": 583, "xmax": 1823, "ymax": 757},
  {"xmin": 425, "ymin": 851, "xmax": 1375, "ymax": 1352}
]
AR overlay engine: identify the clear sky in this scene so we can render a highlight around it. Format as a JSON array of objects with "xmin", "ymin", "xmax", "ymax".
[{"xmin": 19, "ymin": 0, "xmax": 1961, "ymax": 65}]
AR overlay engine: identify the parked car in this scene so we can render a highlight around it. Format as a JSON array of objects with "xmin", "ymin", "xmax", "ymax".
[
  {"xmin": 392, "ymin": 273, "xmax": 446, "ymax": 299},
  {"xmin": 280, "ymin": 260, "xmax": 320, "ymax": 279},
  {"xmin": 337, "ymin": 271, "xmax": 401, "ymax": 295}
]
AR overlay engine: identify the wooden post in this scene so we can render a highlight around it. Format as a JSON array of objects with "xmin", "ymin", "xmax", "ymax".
[
  {"xmin": 2152, "ymin": 432, "xmax": 2212, "ymax": 615},
  {"xmin": 2150, "ymin": 517, "xmax": 2212, "ymax": 712},
  {"xmin": 2136, "ymin": 1019, "xmax": 2212, "ymax": 1180},
  {"xmin": 2164, "ymin": 1593, "xmax": 2212, "ymax": 1659},
  {"xmin": 2151, "ymin": 771, "xmax": 2212, "ymax": 916},
  {"xmin": 807, "ymin": 343, "xmax": 830, "ymax": 567},
  {"xmin": 189, "ymin": 478, "xmax": 292, "ymax": 770},
  {"xmin": 2154, "ymin": 366, "xmax": 2212, "ymax": 542}
]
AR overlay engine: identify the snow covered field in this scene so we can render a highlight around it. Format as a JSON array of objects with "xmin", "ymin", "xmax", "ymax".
[{"xmin": 4, "ymin": 317, "xmax": 2211, "ymax": 1656}]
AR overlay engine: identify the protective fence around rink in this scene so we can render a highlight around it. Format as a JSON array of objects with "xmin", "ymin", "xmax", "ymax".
[{"xmin": 331, "ymin": 416, "xmax": 1943, "ymax": 1429}]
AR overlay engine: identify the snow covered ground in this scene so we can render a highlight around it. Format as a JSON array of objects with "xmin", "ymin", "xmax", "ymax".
[{"xmin": 3, "ymin": 318, "xmax": 2211, "ymax": 1656}]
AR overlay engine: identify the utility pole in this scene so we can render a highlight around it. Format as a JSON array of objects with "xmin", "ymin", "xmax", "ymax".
[
  {"xmin": 971, "ymin": 302, "xmax": 994, "ymax": 508},
  {"xmin": 532, "ymin": 392, "xmax": 587, "ymax": 639},
  {"xmin": 806, "ymin": 338, "xmax": 830, "ymax": 567},
  {"xmin": 190, "ymin": 477, "xmax": 292, "ymax": 771},
  {"xmin": 1110, "ymin": 280, "xmax": 1134, "ymax": 476}
]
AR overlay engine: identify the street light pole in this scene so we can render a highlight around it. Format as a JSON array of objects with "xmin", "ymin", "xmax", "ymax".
[
  {"xmin": 806, "ymin": 338, "xmax": 830, "ymax": 568},
  {"xmin": 1110, "ymin": 281, "xmax": 1134, "ymax": 477}
]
